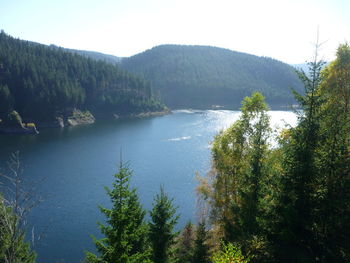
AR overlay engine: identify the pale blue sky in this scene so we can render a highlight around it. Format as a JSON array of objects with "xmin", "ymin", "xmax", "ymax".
[{"xmin": 1, "ymin": 0, "xmax": 349, "ymax": 63}]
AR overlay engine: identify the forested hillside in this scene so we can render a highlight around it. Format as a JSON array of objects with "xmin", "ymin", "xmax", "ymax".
[
  {"xmin": 50, "ymin": 45, "xmax": 122, "ymax": 64},
  {"xmin": 121, "ymin": 45, "xmax": 303, "ymax": 108},
  {"xmin": 0, "ymin": 32, "xmax": 165, "ymax": 127}
]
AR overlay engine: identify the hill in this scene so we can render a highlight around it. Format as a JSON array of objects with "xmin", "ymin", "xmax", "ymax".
[
  {"xmin": 121, "ymin": 45, "xmax": 303, "ymax": 109},
  {"xmin": 50, "ymin": 45, "xmax": 122, "ymax": 64},
  {"xmin": 0, "ymin": 32, "xmax": 165, "ymax": 128}
]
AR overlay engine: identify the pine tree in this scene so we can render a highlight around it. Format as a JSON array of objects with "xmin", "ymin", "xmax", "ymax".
[
  {"xmin": 193, "ymin": 221, "xmax": 211, "ymax": 263},
  {"xmin": 311, "ymin": 43, "xmax": 350, "ymax": 262},
  {"xmin": 149, "ymin": 187, "xmax": 179, "ymax": 263},
  {"xmin": 270, "ymin": 41, "xmax": 325, "ymax": 262},
  {"xmin": 173, "ymin": 221, "xmax": 195, "ymax": 263},
  {"xmin": 86, "ymin": 163, "xmax": 150, "ymax": 263}
]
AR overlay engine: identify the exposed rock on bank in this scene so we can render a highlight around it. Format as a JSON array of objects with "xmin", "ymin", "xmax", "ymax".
[
  {"xmin": 0, "ymin": 111, "xmax": 39, "ymax": 134},
  {"xmin": 67, "ymin": 109, "xmax": 95, "ymax": 126},
  {"xmin": 0, "ymin": 108, "xmax": 169, "ymax": 135}
]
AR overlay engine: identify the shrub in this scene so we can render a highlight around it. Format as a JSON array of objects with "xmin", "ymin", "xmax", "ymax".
[{"xmin": 212, "ymin": 243, "xmax": 249, "ymax": 263}]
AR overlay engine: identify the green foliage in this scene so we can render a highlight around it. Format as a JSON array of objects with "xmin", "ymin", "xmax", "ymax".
[
  {"xmin": 205, "ymin": 92, "xmax": 271, "ymax": 248},
  {"xmin": 149, "ymin": 187, "xmax": 179, "ymax": 263},
  {"xmin": 201, "ymin": 43, "xmax": 350, "ymax": 262},
  {"xmin": 121, "ymin": 45, "xmax": 303, "ymax": 108},
  {"xmin": 193, "ymin": 221, "xmax": 211, "ymax": 263},
  {"xmin": 86, "ymin": 163, "xmax": 150, "ymax": 263},
  {"xmin": 0, "ymin": 84, "xmax": 13, "ymax": 114},
  {"xmin": 269, "ymin": 49, "xmax": 327, "ymax": 262},
  {"xmin": 172, "ymin": 221, "xmax": 195, "ymax": 263},
  {"xmin": 309, "ymin": 43, "xmax": 350, "ymax": 262},
  {"xmin": 212, "ymin": 243, "xmax": 249, "ymax": 263},
  {"xmin": 52, "ymin": 45, "xmax": 121, "ymax": 64},
  {"xmin": 0, "ymin": 32, "xmax": 165, "ymax": 123},
  {"xmin": 0, "ymin": 196, "xmax": 36, "ymax": 263},
  {"xmin": 0, "ymin": 153, "xmax": 37, "ymax": 263}
]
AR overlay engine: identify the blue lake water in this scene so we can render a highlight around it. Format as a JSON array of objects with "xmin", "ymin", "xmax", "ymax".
[{"xmin": 0, "ymin": 110, "xmax": 297, "ymax": 263}]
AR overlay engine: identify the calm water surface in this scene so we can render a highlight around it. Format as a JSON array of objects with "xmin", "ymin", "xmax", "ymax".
[{"xmin": 0, "ymin": 110, "xmax": 297, "ymax": 263}]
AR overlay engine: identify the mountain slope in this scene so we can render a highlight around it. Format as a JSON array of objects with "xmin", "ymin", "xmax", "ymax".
[
  {"xmin": 121, "ymin": 45, "xmax": 303, "ymax": 108},
  {"xmin": 50, "ymin": 45, "xmax": 122, "ymax": 64},
  {"xmin": 0, "ymin": 32, "xmax": 165, "ymax": 125}
]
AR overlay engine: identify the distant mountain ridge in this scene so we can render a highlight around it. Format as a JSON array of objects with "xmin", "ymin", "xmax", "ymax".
[
  {"xmin": 121, "ymin": 45, "xmax": 303, "ymax": 109},
  {"xmin": 50, "ymin": 45, "xmax": 122, "ymax": 64}
]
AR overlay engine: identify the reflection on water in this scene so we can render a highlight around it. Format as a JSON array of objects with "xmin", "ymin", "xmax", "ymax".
[{"xmin": 0, "ymin": 110, "xmax": 297, "ymax": 263}]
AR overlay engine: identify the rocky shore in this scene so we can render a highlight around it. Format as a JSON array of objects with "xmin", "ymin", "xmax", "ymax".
[
  {"xmin": 0, "ymin": 109, "xmax": 170, "ymax": 135},
  {"xmin": 0, "ymin": 111, "xmax": 39, "ymax": 134}
]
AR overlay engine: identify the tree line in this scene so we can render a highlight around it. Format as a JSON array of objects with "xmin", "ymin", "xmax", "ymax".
[
  {"xmin": 197, "ymin": 43, "xmax": 350, "ymax": 262},
  {"xmin": 0, "ymin": 31, "xmax": 165, "ymax": 124},
  {"xmin": 121, "ymin": 44, "xmax": 303, "ymax": 109},
  {"xmin": 1, "ymin": 43, "xmax": 350, "ymax": 262}
]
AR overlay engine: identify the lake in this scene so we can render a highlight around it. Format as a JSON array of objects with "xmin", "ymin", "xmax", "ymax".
[{"xmin": 0, "ymin": 110, "xmax": 297, "ymax": 263}]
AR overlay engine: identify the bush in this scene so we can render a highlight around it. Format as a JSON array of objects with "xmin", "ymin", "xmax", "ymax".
[{"xmin": 212, "ymin": 243, "xmax": 249, "ymax": 263}]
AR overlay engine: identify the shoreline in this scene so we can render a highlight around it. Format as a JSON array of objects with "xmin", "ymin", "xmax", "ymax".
[{"xmin": 0, "ymin": 109, "xmax": 170, "ymax": 135}]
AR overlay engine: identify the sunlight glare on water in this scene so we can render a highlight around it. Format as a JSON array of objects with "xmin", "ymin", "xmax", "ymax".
[{"xmin": 0, "ymin": 110, "xmax": 298, "ymax": 263}]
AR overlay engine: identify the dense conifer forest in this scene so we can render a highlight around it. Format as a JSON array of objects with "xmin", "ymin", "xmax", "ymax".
[
  {"xmin": 121, "ymin": 45, "xmax": 303, "ymax": 108},
  {"xmin": 1, "ymin": 35, "xmax": 350, "ymax": 262},
  {"xmin": 0, "ymin": 32, "xmax": 165, "ymax": 127}
]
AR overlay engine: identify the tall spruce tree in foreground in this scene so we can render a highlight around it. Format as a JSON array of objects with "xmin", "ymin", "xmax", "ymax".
[
  {"xmin": 270, "ymin": 42, "xmax": 325, "ymax": 263},
  {"xmin": 311, "ymin": 43, "xmax": 350, "ymax": 262},
  {"xmin": 149, "ymin": 187, "xmax": 179, "ymax": 263},
  {"xmin": 270, "ymin": 42, "xmax": 350, "ymax": 262},
  {"xmin": 86, "ymin": 163, "xmax": 149, "ymax": 263}
]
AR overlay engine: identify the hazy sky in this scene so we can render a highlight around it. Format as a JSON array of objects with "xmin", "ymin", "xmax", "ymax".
[{"xmin": 1, "ymin": 0, "xmax": 349, "ymax": 63}]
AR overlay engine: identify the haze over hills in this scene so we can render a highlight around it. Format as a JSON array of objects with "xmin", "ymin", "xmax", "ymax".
[
  {"xmin": 50, "ymin": 45, "xmax": 122, "ymax": 64},
  {"xmin": 121, "ymin": 45, "xmax": 303, "ymax": 109}
]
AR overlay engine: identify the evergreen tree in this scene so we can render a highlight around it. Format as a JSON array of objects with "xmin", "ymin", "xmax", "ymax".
[
  {"xmin": 193, "ymin": 221, "xmax": 211, "ymax": 263},
  {"xmin": 311, "ymin": 43, "xmax": 350, "ymax": 262},
  {"xmin": 0, "ymin": 31, "xmax": 165, "ymax": 125},
  {"xmin": 173, "ymin": 221, "xmax": 195, "ymax": 263},
  {"xmin": 270, "ymin": 41, "xmax": 325, "ymax": 262},
  {"xmin": 149, "ymin": 187, "xmax": 179, "ymax": 263},
  {"xmin": 86, "ymin": 163, "xmax": 149, "ymax": 263},
  {"xmin": 0, "ymin": 84, "xmax": 13, "ymax": 115},
  {"xmin": 121, "ymin": 44, "xmax": 303, "ymax": 109},
  {"xmin": 197, "ymin": 43, "xmax": 350, "ymax": 262}
]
